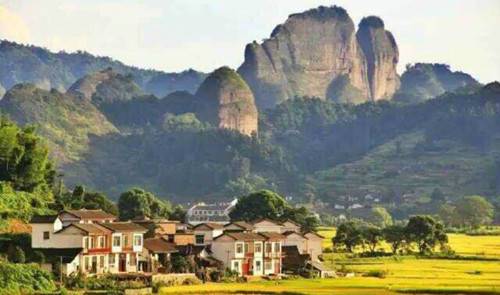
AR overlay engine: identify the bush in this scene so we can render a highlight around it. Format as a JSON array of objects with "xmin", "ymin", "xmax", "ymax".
[
  {"xmin": 30, "ymin": 251, "xmax": 45, "ymax": 264},
  {"xmin": 0, "ymin": 262, "xmax": 56, "ymax": 294},
  {"xmin": 182, "ymin": 277, "xmax": 201, "ymax": 285},
  {"xmin": 7, "ymin": 245, "xmax": 25, "ymax": 263},
  {"xmin": 363, "ymin": 269, "xmax": 388, "ymax": 278}
]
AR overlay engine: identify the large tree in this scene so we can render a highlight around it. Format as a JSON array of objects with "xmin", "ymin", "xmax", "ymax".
[
  {"xmin": 405, "ymin": 215, "xmax": 447, "ymax": 254},
  {"xmin": 229, "ymin": 190, "xmax": 318, "ymax": 231},
  {"xmin": 332, "ymin": 220, "xmax": 364, "ymax": 252},
  {"xmin": 454, "ymin": 196, "xmax": 494, "ymax": 228},
  {"xmin": 118, "ymin": 188, "xmax": 172, "ymax": 220},
  {"xmin": 368, "ymin": 207, "xmax": 393, "ymax": 227},
  {"xmin": 383, "ymin": 224, "xmax": 407, "ymax": 254}
]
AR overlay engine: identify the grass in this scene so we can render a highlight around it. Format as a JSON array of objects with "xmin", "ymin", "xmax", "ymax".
[{"xmin": 160, "ymin": 228, "xmax": 500, "ymax": 294}]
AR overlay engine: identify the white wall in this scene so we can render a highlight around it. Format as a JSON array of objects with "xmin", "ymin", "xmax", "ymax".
[{"xmin": 32, "ymin": 224, "xmax": 83, "ymax": 249}]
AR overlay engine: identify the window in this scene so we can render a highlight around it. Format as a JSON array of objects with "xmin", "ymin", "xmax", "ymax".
[
  {"xmin": 89, "ymin": 237, "xmax": 95, "ymax": 249},
  {"xmin": 84, "ymin": 256, "xmax": 90, "ymax": 271},
  {"xmin": 43, "ymin": 231, "xmax": 50, "ymax": 240},
  {"xmin": 98, "ymin": 236, "xmax": 105, "ymax": 248},
  {"xmin": 236, "ymin": 243, "xmax": 243, "ymax": 254},
  {"xmin": 255, "ymin": 243, "xmax": 262, "ymax": 253},
  {"xmin": 133, "ymin": 235, "xmax": 142, "ymax": 247},
  {"xmin": 265, "ymin": 261, "xmax": 272, "ymax": 271},
  {"xmin": 108, "ymin": 254, "xmax": 115, "ymax": 265},
  {"xmin": 113, "ymin": 236, "xmax": 121, "ymax": 247},
  {"xmin": 255, "ymin": 260, "xmax": 262, "ymax": 272},
  {"xmin": 130, "ymin": 254, "xmax": 137, "ymax": 266},
  {"xmin": 274, "ymin": 242, "xmax": 281, "ymax": 253},
  {"xmin": 244, "ymin": 243, "xmax": 249, "ymax": 253},
  {"xmin": 265, "ymin": 242, "xmax": 272, "ymax": 253},
  {"xmin": 195, "ymin": 235, "xmax": 204, "ymax": 245},
  {"xmin": 124, "ymin": 235, "xmax": 129, "ymax": 247},
  {"xmin": 99, "ymin": 256, "xmax": 105, "ymax": 268},
  {"xmin": 232, "ymin": 260, "xmax": 240, "ymax": 272}
]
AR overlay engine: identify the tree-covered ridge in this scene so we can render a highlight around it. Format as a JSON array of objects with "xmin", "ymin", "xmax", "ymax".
[
  {"xmin": 0, "ymin": 40, "xmax": 206, "ymax": 97},
  {"xmin": 0, "ymin": 84, "xmax": 117, "ymax": 162},
  {"xmin": 395, "ymin": 63, "xmax": 480, "ymax": 103}
]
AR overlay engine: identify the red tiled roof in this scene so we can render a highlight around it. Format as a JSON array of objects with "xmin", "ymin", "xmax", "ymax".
[
  {"xmin": 56, "ymin": 223, "xmax": 111, "ymax": 235},
  {"xmin": 215, "ymin": 232, "xmax": 266, "ymax": 241},
  {"xmin": 30, "ymin": 215, "xmax": 59, "ymax": 224},
  {"xmin": 193, "ymin": 223, "xmax": 225, "ymax": 230},
  {"xmin": 64, "ymin": 209, "xmax": 116, "ymax": 220},
  {"xmin": 258, "ymin": 232, "xmax": 285, "ymax": 240},
  {"xmin": 225, "ymin": 221, "xmax": 254, "ymax": 230},
  {"xmin": 143, "ymin": 238, "xmax": 177, "ymax": 253},
  {"xmin": 99, "ymin": 222, "xmax": 147, "ymax": 233}
]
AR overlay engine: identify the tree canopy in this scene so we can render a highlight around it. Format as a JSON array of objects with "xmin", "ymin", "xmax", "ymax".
[{"xmin": 118, "ymin": 188, "xmax": 172, "ymax": 220}]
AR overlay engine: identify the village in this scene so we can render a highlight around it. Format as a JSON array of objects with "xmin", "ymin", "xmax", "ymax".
[{"xmin": 29, "ymin": 199, "xmax": 330, "ymax": 284}]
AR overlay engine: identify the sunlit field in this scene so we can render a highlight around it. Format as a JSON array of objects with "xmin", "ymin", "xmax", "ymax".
[{"xmin": 161, "ymin": 227, "xmax": 500, "ymax": 294}]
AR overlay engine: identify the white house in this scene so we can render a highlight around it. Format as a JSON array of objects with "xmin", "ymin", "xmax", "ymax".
[{"xmin": 186, "ymin": 199, "xmax": 237, "ymax": 225}]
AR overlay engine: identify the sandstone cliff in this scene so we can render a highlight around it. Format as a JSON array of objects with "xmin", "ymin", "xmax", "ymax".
[
  {"xmin": 356, "ymin": 16, "xmax": 400, "ymax": 100},
  {"xmin": 68, "ymin": 68, "xmax": 143, "ymax": 105},
  {"xmin": 196, "ymin": 67, "xmax": 258, "ymax": 136},
  {"xmin": 238, "ymin": 6, "xmax": 402, "ymax": 108}
]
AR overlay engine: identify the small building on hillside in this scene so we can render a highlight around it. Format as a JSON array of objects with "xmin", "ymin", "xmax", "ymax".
[
  {"xmin": 186, "ymin": 199, "xmax": 237, "ymax": 225},
  {"xmin": 59, "ymin": 209, "xmax": 117, "ymax": 226}
]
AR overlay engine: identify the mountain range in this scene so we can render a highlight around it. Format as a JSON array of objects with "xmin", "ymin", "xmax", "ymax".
[{"xmin": 0, "ymin": 5, "xmax": 496, "ymax": 217}]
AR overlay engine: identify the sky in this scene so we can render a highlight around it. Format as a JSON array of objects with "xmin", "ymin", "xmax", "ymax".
[{"xmin": 0, "ymin": 0, "xmax": 499, "ymax": 83}]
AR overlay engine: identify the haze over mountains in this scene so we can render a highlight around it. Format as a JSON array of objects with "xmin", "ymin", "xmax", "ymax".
[{"xmin": 0, "ymin": 5, "xmax": 497, "ymax": 217}]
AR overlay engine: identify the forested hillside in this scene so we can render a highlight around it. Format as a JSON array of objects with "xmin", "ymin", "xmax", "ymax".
[{"xmin": 0, "ymin": 40, "xmax": 206, "ymax": 97}]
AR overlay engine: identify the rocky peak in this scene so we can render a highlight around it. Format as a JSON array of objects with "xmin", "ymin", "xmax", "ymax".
[
  {"xmin": 67, "ymin": 68, "xmax": 143, "ymax": 105},
  {"xmin": 356, "ymin": 16, "xmax": 400, "ymax": 100},
  {"xmin": 238, "ymin": 5, "xmax": 371, "ymax": 109},
  {"xmin": 196, "ymin": 67, "xmax": 258, "ymax": 136}
]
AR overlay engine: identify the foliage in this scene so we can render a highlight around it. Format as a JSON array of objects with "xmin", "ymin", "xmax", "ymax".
[
  {"xmin": 162, "ymin": 113, "xmax": 206, "ymax": 132},
  {"xmin": 55, "ymin": 185, "xmax": 118, "ymax": 215},
  {"xmin": 406, "ymin": 215, "xmax": 448, "ymax": 254},
  {"xmin": 170, "ymin": 255, "xmax": 192, "ymax": 273},
  {"xmin": 229, "ymin": 190, "xmax": 318, "ymax": 231},
  {"xmin": 383, "ymin": 224, "xmax": 407, "ymax": 254},
  {"xmin": 118, "ymin": 188, "xmax": 172, "ymax": 220},
  {"xmin": 6, "ymin": 245, "xmax": 25, "ymax": 263},
  {"xmin": 362, "ymin": 225, "xmax": 383, "ymax": 253},
  {"xmin": 454, "ymin": 196, "xmax": 494, "ymax": 228},
  {"xmin": 0, "ymin": 261, "xmax": 56, "ymax": 294},
  {"xmin": 333, "ymin": 221, "xmax": 364, "ymax": 252},
  {"xmin": 368, "ymin": 207, "xmax": 393, "ymax": 228}
]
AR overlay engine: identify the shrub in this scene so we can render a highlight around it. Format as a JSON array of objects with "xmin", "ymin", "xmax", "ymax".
[
  {"xmin": 0, "ymin": 262, "xmax": 56, "ymax": 294},
  {"xmin": 182, "ymin": 277, "xmax": 201, "ymax": 285},
  {"xmin": 363, "ymin": 269, "xmax": 388, "ymax": 278},
  {"xmin": 7, "ymin": 245, "xmax": 25, "ymax": 263},
  {"xmin": 30, "ymin": 251, "xmax": 45, "ymax": 264}
]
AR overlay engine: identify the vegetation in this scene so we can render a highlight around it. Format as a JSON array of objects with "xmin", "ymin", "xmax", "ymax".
[
  {"xmin": 118, "ymin": 187, "xmax": 172, "ymax": 220},
  {"xmin": 0, "ymin": 261, "xmax": 56, "ymax": 295},
  {"xmin": 229, "ymin": 190, "xmax": 319, "ymax": 231}
]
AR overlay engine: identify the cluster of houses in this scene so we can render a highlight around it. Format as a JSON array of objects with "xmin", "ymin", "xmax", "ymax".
[{"xmin": 30, "ymin": 206, "xmax": 326, "ymax": 278}]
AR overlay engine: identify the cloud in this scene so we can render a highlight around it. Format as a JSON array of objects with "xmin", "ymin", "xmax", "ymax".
[{"xmin": 0, "ymin": 5, "xmax": 30, "ymax": 43}]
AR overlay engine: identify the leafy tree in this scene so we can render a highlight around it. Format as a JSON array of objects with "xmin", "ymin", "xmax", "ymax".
[
  {"xmin": 368, "ymin": 207, "xmax": 393, "ymax": 227},
  {"xmin": 162, "ymin": 113, "xmax": 206, "ymax": 132},
  {"xmin": 170, "ymin": 205, "xmax": 187, "ymax": 222},
  {"xmin": 7, "ymin": 244, "xmax": 26, "ymax": 263},
  {"xmin": 405, "ymin": 215, "xmax": 448, "ymax": 254},
  {"xmin": 382, "ymin": 224, "xmax": 406, "ymax": 254},
  {"xmin": 118, "ymin": 188, "xmax": 172, "ymax": 220},
  {"xmin": 454, "ymin": 196, "xmax": 494, "ymax": 228},
  {"xmin": 229, "ymin": 190, "xmax": 289, "ymax": 221},
  {"xmin": 229, "ymin": 190, "xmax": 318, "ymax": 231},
  {"xmin": 333, "ymin": 221, "xmax": 363, "ymax": 252},
  {"xmin": 438, "ymin": 204, "xmax": 458, "ymax": 227},
  {"xmin": 362, "ymin": 225, "xmax": 383, "ymax": 253},
  {"xmin": 55, "ymin": 185, "xmax": 118, "ymax": 215}
]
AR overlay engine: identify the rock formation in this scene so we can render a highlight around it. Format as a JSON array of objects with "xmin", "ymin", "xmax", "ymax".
[
  {"xmin": 238, "ymin": 6, "xmax": 401, "ymax": 108},
  {"xmin": 356, "ymin": 16, "xmax": 400, "ymax": 100},
  {"xmin": 67, "ymin": 68, "xmax": 143, "ymax": 105},
  {"xmin": 196, "ymin": 67, "xmax": 258, "ymax": 136}
]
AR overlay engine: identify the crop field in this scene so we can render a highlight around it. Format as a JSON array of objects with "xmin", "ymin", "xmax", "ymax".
[{"xmin": 160, "ymin": 228, "xmax": 500, "ymax": 294}]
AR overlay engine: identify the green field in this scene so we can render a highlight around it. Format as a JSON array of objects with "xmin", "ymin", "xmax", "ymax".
[{"xmin": 160, "ymin": 228, "xmax": 500, "ymax": 294}]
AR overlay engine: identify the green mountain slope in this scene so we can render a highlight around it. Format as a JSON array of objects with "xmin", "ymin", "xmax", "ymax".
[
  {"xmin": 0, "ymin": 84, "xmax": 117, "ymax": 162},
  {"xmin": 0, "ymin": 40, "xmax": 206, "ymax": 97}
]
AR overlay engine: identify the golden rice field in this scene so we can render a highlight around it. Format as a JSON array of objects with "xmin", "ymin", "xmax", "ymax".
[{"xmin": 160, "ymin": 228, "xmax": 500, "ymax": 294}]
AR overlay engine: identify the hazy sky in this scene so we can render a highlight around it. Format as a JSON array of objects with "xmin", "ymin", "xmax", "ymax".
[{"xmin": 0, "ymin": 0, "xmax": 499, "ymax": 83}]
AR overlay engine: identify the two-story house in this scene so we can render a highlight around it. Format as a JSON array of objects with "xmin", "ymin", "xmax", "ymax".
[
  {"xmin": 211, "ymin": 232, "xmax": 284, "ymax": 276},
  {"xmin": 193, "ymin": 223, "xmax": 224, "ymax": 245},
  {"xmin": 30, "ymin": 212, "xmax": 147, "ymax": 275},
  {"xmin": 186, "ymin": 199, "xmax": 237, "ymax": 225}
]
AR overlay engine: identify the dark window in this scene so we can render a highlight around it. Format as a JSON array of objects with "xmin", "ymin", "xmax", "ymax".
[
  {"xmin": 43, "ymin": 231, "xmax": 50, "ymax": 240},
  {"xmin": 195, "ymin": 235, "xmax": 204, "ymax": 244}
]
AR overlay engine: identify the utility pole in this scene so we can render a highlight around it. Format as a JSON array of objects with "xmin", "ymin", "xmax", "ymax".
[{"xmin": 59, "ymin": 256, "xmax": 63, "ymax": 286}]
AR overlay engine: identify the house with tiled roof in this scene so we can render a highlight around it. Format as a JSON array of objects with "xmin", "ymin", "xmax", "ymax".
[
  {"xmin": 224, "ymin": 221, "xmax": 254, "ymax": 232},
  {"xmin": 193, "ymin": 223, "xmax": 224, "ymax": 245},
  {"xmin": 211, "ymin": 231, "xmax": 284, "ymax": 276},
  {"xmin": 30, "ymin": 211, "xmax": 147, "ymax": 275}
]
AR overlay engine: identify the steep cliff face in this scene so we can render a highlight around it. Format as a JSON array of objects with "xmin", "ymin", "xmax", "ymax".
[
  {"xmin": 238, "ymin": 6, "xmax": 371, "ymax": 108},
  {"xmin": 356, "ymin": 16, "xmax": 400, "ymax": 100},
  {"xmin": 67, "ymin": 68, "xmax": 144, "ymax": 105},
  {"xmin": 196, "ymin": 67, "xmax": 258, "ymax": 136}
]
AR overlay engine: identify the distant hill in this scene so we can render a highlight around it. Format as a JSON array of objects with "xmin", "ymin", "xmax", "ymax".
[
  {"xmin": 0, "ymin": 84, "xmax": 117, "ymax": 162},
  {"xmin": 395, "ymin": 63, "xmax": 480, "ymax": 103},
  {"xmin": 0, "ymin": 40, "xmax": 206, "ymax": 97}
]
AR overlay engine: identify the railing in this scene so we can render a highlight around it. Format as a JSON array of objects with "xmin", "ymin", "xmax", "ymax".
[{"xmin": 87, "ymin": 247, "xmax": 112, "ymax": 254}]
